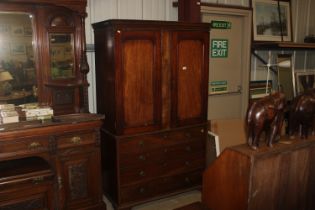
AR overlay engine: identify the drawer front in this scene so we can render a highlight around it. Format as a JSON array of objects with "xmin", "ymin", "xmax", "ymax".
[
  {"xmin": 119, "ymin": 170, "xmax": 202, "ymax": 204},
  {"xmin": 120, "ymin": 153, "xmax": 204, "ymax": 186},
  {"xmin": 165, "ymin": 139, "xmax": 205, "ymax": 160},
  {"xmin": 0, "ymin": 137, "xmax": 50, "ymax": 158},
  {"xmin": 57, "ymin": 131, "xmax": 96, "ymax": 149},
  {"xmin": 119, "ymin": 134, "xmax": 164, "ymax": 154},
  {"xmin": 162, "ymin": 126, "xmax": 206, "ymax": 147},
  {"xmin": 119, "ymin": 125, "xmax": 206, "ymax": 166},
  {"xmin": 119, "ymin": 149, "xmax": 164, "ymax": 169}
]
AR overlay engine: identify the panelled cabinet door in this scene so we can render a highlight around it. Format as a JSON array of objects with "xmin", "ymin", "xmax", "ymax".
[
  {"xmin": 115, "ymin": 30, "xmax": 162, "ymax": 134},
  {"xmin": 171, "ymin": 31, "xmax": 209, "ymax": 127},
  {"xmin": 56, "ymin": 148, "xmax": 102, "ymax": 209}
]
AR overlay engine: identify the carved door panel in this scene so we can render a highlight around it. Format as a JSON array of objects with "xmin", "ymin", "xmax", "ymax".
[
  {"xmin": 116, "ymin": 30, "xmax": 162, "ymax": 134},
  {"xmin": 171, "ymin": 31, "xmax": 209, "ymax": 127},
  {"xmin": 56, "ymin": 147, "xmax": 102, "ymax": 210}
]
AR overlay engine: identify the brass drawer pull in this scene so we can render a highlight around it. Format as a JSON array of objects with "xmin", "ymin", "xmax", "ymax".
[
  {"xmin": 139, "ymin": 170, "xmax": 145, "ymax": 177},
  {"xmin": 139, "ymin": 187, "xmax": 145, "ymax": 193},
  {"xmin": 185, "ymin": 133, "xmax": 191, "ymax": 138},
  {"xmin": 138, "ymin": 155, "xmax": 146, "ymax": 161},
  {"xmin": 71, "ymin": 136, "xmax": 81, "ymax": 144},
  {"xmin": 32, "ymin": 176, "xmax": 44, "ymax": 184},
  {"xmin": 185, "ymin": 146, "xmax": 191, "ymax": 151},
  {"xmin": 138, "ymin": 141, "xmax": 144, "ymax": 146},
  {"xmin": 28, "ymin": 142, "xmax": 41, "ymax": 149},
  {"xmin": 185, "ymin": 161, "xmax": 190, "ymax": 166}
]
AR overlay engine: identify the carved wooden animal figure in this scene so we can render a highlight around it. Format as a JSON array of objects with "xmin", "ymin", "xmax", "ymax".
[
  {"xmin": 289, "ymin": 89, "xmax": 315, "ymax": 139},
  {"xmin": 246, "ymin": 92, "xmax": 286, "ymax": 150}
]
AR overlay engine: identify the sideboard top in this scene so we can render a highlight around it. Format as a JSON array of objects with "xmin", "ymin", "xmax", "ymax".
[{"xmin": 0, "ymin": 113, "xmax": 104, "ymax": 133}]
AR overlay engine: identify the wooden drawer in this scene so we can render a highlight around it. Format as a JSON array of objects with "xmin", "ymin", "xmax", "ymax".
[
  {"xmin": 162, "ymin": 126, "xmax": 206, "ymax": 146},
  {"xmin": 0, "ymin": 137, "xmax": 50, "ymax": 158},
  {"xmin": 119, "ymin": 170, "xmax": 202, "ymax": 204},
  {"xmin": 0, "ymin": 157, "xmax": 54, "ymax": 209},
  {"xmin": 119, "ymin": 148, "xmax": 164, "ymax": 169},
  {"xmin": 165, "ymin": 139, "xmax": 205, "ymax": 159},
  {"xmin": 57, "ymin": 131, "xmax": 96, "ymax": 149},
  {"xmin": 119, "ymin": 125, "xmax": 205, "ymax": 153},
  {"xmin": 119, "ymin": 134, "xmax": 164, "ymax": 154},
  {"xmin": 120, "ymin": 153, "xmax": 204, "ymax": 186}
]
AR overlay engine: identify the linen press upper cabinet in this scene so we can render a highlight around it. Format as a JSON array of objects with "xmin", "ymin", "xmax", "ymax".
[{"xmin": 93, "ymin": 20, "xmax": 210, "ymax": 209}]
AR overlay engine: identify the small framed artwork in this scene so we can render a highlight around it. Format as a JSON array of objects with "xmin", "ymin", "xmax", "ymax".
[
  {"xmin": 10, "ymin": 43, "xmax": 26, "ymax": 55},
  {"xmin": 0, "ymin": 24, "xmax": 10, "ymax": 35},
  {"xmin": 252, "ymin": 0, "xmax": 292, "ymax": 42},
  {"xmin": 11, "ymin": 25, "xmax": 24, "ymax": 36},
  {"xmin": 0, "ymin": 43, "xmax": 10, "ymax": 54},
  {"xmin": 24, "ymin": 26, "xmax": 32, "ymax": 36},
  {"xmin": 295, "ymin": 70, "xmax": 315, "ymax": 95}
]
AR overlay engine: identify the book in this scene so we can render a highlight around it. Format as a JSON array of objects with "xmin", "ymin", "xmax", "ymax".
[
  {"xmin": 0, "ymin": 110, "xmax": 19, "ymax": 124},
  {"xmin": 0, "ymin": 104, "xmax": 15, "ymax": 111}
]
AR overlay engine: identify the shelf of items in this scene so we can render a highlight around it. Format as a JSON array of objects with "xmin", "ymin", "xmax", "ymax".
[{"xmin": 252, "ymin": 42, "xmax": 315, "ymax": 50}]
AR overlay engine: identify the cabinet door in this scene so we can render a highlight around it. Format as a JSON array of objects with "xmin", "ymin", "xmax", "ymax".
[
  {"xmin": 56, "ymin": 147, "xmax": 103, "ymax": 210},
  {"xmin": 116, "ymin": 30, "xmax": 162, "ymax": 134},
  {"xmin": 171, "ymin": 31, "xmax": 209, "ymax": 127}
]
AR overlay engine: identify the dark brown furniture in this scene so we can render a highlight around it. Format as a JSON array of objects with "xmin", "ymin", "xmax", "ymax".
[
  {"xmin": 0, "ymin": 0, "xmax": 89, "ymax": 115},
  {"xmin": 0, "ymin": 114, "xmax": 106, "ymax": 209},
  {"xmin": 93, "ymin": 20, "xmax": 210, "ymax": 210},
  {"xmin": 200, "ymin": 137, "xmax": 315, "ymax": 210}
]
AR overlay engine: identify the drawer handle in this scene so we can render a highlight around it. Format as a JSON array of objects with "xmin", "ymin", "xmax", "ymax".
[
  {"xmin": 71, "ymin": 136, "xmax": 81, "ymax": 144},
  {"xmin": 139, "ymin": 187, "xmax": 145, "ymax": 193},
  {"xmin": 185, "ymin": 177, "xmax": 191, "ymax": 183},
  {"xmin": 138, "ymin": 141, "xmax": 144, "ymax": 146},
  {"xmin": 138, "ymin": 155, "xmax": 146, "ymax": 161},
  {"xmin": 185, "ymin": 146, "xmax": 191, "ymax": 152},
  {"xmin": 28, "ymin": 142, "xmax": 41, "ymax": 149},
  {"xmin": 32, "ymin": 176, "xmax": 44, "ymax": 185},
  {"xmin": 185, "ymin": 133, "xmax": 191, "ymax": 138},
  {"xmin": 201, "ymin": 129, "xmax": 204, "ymax": 133},
  {"xmin": 185, "ymin": 161, "xmax": 190, "ymax": 166},
  {"xmin": 139, "ymin": 170, "xmax": 145, "ymax": 177}
]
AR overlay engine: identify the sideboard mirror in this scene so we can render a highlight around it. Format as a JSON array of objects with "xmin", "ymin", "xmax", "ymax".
[
  {"xmin": 0, "ymin": 12, "xmax": 37, "ymax": 105},
  {"xmin": 0, "ymin": 1, "xmax": 89, "ymax": 115}
]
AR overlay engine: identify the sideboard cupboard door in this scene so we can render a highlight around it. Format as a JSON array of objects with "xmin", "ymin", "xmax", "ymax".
[
  {"xmin": 116, "ymin": 30, "xmax": 162, "ymax": 135},
  {"xmin": 171, "ymin": 31, "xmax": 209, "ymax": 127},
  {"xmin": 56, "ymin": 147, "xmax": 103, "ymax": 210}
]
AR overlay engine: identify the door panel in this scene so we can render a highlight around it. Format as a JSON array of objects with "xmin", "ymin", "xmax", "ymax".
[
  {"xmin": 118, "ymin": 31, "xmax": 162, "ymax": 134},
  {"xmin": 201, "ymin": 7, "xmax": 251, "ymax": 120},
  {"xmin": 171, "ymin": 31, "xmax": 209, "ymax": 126}
]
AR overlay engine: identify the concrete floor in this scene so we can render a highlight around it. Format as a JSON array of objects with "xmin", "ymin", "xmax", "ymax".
[{"xmin": 103, "ymin": 190, "xmax": 201, "ymax": 210}]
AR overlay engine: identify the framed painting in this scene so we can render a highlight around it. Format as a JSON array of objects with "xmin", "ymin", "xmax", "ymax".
[
  {"xmin": 252, "ymin": 0, "xmax": 292, "ymax": 42},
  {"xmin": 295, "ymin": 70, "xmax": 315, "ymax": 95}
]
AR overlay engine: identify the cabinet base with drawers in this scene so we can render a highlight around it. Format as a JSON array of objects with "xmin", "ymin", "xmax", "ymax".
[
  {"xmin": 101, "ymin": 124, "xmax": 207, "ymax": 210},
  {"xmin": 0, "ymin": 113, "xmax": 106, "ymax": 210}
]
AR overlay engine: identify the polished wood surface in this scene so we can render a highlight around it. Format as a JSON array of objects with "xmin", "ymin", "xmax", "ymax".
[
  {"xmin": 0, "ymin": 114, "xmax": 106, "ymax": 210},
  {"xmin": 93, "ymin": 20, "xmax": 210, "ymax": 210},
  {"xmin": 202, "ymin": 136, "xmax": 315, "ymax": 210}
]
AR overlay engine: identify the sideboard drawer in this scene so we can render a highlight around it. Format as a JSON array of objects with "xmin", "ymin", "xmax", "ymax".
[
  {"xmin": 57, "ymin": 131, "xmax": 96, "ymax": 149},
  {"xmin": 0, "ymin": 137, "xmax": 50, "ymax": 157}
]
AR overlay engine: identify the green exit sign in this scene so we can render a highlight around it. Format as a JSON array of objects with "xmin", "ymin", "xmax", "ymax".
[
  {"xmin": 211, "ymin": 21, "xmax": 231, "ymax": 29},
  {"xmin": 211, "ymin": 39, "xmax": 228, "ymax": 58}
]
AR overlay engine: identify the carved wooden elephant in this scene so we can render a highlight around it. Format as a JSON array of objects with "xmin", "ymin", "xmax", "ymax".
[
  {"xmin": 289, "ymin": 89, "xmax": 315, "ymax": 139},
  {"xmin": 246, "ymin": 92, "xmax": 286, "ymax": 150}
]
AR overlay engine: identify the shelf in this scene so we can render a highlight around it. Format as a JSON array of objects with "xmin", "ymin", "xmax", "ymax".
[{"xmin": 252, "ymin": 42, "xmax": 315, "ymax": 50}]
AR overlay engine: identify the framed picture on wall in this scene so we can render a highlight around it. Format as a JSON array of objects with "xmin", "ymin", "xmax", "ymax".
[
  {"xmin": 11, "ymin": 25, "xmax": 24, "ymax": 36},
  {"xmin": 295, "ymin": 70, "xmax": 315, "ymax": 95},
  {"xmin": 10, "ymin": 43, "xmax": 26, "ymax": 55},
  {"xmin": 252, "ymin": 0, "xmax": 292, "ymax": 42}
]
